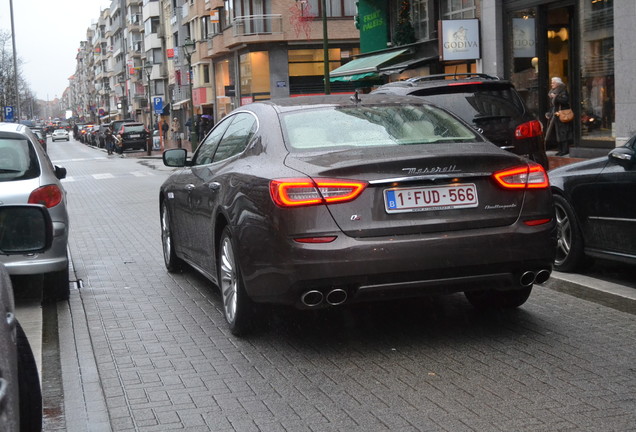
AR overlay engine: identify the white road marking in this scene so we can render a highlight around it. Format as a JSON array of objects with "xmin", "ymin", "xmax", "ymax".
[{"xmin": 92, "ymin": 173, "xmax": 116, "ymax": 180}]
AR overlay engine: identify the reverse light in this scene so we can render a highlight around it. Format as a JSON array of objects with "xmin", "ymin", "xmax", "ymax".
[
  {"xmin": 28, "ymin": 185, "xmax": 63, "ymax": 208},
  {"xmin": 515, "ymin": 120, "xmax": 543, "ymax": 139},
  {"xmin": 270, "ymin": 178, "xmax": 367, "ymax": 208},
  {"xmin": 493, "ymin": 164, "xmax": 549, "ymax": 189}
]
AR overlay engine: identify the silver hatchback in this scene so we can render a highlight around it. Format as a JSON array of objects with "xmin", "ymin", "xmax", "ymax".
[{"xmin": 0, "ymin": 122, "xmax": 70, "ymax": 301}]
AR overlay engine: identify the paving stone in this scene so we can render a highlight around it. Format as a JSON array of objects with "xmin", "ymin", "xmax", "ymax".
[{"xmin": 49, "ymin": 147, "xmax": 636, "ymax": 431}]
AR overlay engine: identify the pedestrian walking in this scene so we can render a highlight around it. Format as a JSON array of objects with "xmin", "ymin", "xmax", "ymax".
[
  {"xmin": 104, "ymin": 126, "xmax": 116, "ymax": 155},
  {"xmin": 545, "ymin": 76, "xmax": 573, "ymax": 156},
  {"xmin": 171, "ymin": 117, "xmax": 180, "ymax": 147}
]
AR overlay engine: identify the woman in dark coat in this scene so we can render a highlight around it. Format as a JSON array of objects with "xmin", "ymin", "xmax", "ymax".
[{"xmin": 547, "ymin": 76, "xmax": 573, "ymax": 156}]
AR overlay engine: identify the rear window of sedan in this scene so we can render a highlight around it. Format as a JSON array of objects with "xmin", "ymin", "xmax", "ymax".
[
  {"xmin": 122, "ymin": 125, "xmax": 145, "ymax": 133},
  {"xmin": 281, "ymin": 104, "xmax": 480, "ymax": 151},
  {"xmin": 0, "ymin": 138, "xmax": 40, "ymax": 181}
]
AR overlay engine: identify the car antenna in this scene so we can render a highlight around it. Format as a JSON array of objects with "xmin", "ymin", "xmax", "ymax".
[{"xmin": 350, "ymin": 90, "xmax": 361, "ymax": 104}]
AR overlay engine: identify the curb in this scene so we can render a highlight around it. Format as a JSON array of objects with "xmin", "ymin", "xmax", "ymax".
[{"xmin": 543, "ymin": 271, "xmax": 636, "ymax": 315}]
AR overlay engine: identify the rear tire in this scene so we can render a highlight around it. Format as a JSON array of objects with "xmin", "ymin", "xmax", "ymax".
[
  {"xmin": 218, "ymin": 227, "xmax": 254, "ymax": 336},
  {"xmin": 553, "ymin": 194, "xmax": 586, "ymax": 272},
  {"xmin": 465, "ymin": 286, "xmax": 532, "ymax": 309},
  {"xmin": 43, "ymin": 264, "xmax": 70, "ymax": 303},
  {"xmin": 16, "ymin": 321, "xmax": 43, "ymax": 432}
]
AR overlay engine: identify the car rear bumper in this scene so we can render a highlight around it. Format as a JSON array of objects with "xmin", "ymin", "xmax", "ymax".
[
  {"xmin": 122, "ymin": 139, "xmax": 147, "ymax": 150},
  {"xmin": 239, "ymin": 221, "xmax": 557, "ymax": 308},
  {"xmin": 1, "ymin": 223, "xmax": 68, "ymax": 275}
]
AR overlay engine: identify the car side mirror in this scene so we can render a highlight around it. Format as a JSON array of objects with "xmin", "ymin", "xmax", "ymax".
[
  {"xmin": 608, "ymin": 147, "xmax": 635, "ymax": 170},
  {"xmin": 0, "ymin": 205, "xmax": 53, "ymax": 254},
  {"xmin": 163, "ymin": 148, "xmax": 188, "ymax": 167},
  {"xmin": 55, "ymin": 165, "xmax": 67, "ymax": 180}
]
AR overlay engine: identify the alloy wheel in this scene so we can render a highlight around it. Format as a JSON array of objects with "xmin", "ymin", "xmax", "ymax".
[
  {"xmin": 554, "ymin": 201, "xmax": 571, "ymax": 266},
  {"xmin": 219, "ymin": 234, "xmax": 238, "ymax": 324}
]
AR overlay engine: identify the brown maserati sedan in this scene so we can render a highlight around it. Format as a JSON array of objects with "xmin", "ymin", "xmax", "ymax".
[{"xmin": 160, "ymin": 94, "xmax": 556, "ymax": 335}]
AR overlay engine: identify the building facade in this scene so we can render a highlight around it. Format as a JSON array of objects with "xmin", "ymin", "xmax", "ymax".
[{"xmin": 68, "ymin": 0, "xmax": 635, "ymax": 155}]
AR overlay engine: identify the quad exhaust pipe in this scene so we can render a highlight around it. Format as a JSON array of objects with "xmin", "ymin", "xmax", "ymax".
[
  {"xmin": 301, "ymin": 288, "xmax": 348, "ymax": 307},
  {"xmin": 519, "ymin": 269, "xmax": 552, "ymax": 287}
]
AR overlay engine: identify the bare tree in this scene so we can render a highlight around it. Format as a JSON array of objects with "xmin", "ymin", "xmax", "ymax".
[{"xmin": 0, "ymin": 30, "xmax": 36, "ymax": 121}]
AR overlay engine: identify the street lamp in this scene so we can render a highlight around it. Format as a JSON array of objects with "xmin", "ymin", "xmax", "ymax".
[
  {"xmin": 183, "ymin": 37, "xmax": 196, "ymax": 148},
  {"xmin": 144, "ymin": 61, "xmax": 154, "ymax": 155}
]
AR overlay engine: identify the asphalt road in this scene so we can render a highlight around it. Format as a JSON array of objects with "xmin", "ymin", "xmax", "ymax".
[{"xmin": 21, "ymin": 138, "xmax": 636, "ymax": 431}]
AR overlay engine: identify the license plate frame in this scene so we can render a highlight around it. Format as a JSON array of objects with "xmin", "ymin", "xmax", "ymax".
[{"xmin": 384, "ymin": 183, "xmax": 479, "ymax": 213}]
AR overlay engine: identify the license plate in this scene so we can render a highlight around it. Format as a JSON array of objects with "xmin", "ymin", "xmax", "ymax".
[
  {"xmin": 384, "ymin": 183, "xmax": 478, "ymax": 213},
  {"xmin": 130, "ymin": 134, "xmax": 141, "ymax": 138}
]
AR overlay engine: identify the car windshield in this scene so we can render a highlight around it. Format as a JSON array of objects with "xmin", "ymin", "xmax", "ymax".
[
  {"xmin": 0, "ymin": 138, "xmax": 39, "ymax": 181},
  {"xmin": 281, "ymin": 104, "xmax": 480, "ymax": 151},
  {"xmin": 410, "ymin": 84, "xmax": 525, "ymax": 123}
]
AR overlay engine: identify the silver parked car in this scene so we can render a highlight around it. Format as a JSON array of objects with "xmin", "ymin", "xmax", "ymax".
[
  {"xmin": 0, "ymin": 122, "xmax": 70, "ymax": 301},
  {"xmin": 0, "ymin": 204, "xmax": 48, "ymax": 432}
]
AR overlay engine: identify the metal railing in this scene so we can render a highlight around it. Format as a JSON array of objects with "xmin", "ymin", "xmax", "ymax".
[{"xmin": 232, "ymin": 14, "xmax": 283, "ymax": 37}]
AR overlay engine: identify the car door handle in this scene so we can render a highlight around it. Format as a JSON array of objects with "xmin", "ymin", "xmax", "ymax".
[
  {"xmin": 5, "ymin": 312, "xmax": 15, "ymax": 330},
  {"xmin": 208, "ymin": 182, "xmax": 221, "ymax": 191},
  {"xmin": 185, "ymin": 184, "xmax": 196, "ymax": 192}
]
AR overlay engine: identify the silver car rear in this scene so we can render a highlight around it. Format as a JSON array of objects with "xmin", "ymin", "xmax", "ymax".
[{"xmin": 0, "ymin": 123, "xmax": 70, "ymax": 301}]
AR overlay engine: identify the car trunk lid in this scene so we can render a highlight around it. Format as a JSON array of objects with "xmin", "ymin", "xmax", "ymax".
[{"xmin": 284, "ymin": 144, "xmax": 530, "ymax": 238}]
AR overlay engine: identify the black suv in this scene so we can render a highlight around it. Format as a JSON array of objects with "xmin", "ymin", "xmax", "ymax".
[
  {"xmin": 116, "ymin": 122, "xmax": 149, "ymax": 152},
  {"xmin": 372, "ymin": 73, "xmax": 548, "ymax": 169}
]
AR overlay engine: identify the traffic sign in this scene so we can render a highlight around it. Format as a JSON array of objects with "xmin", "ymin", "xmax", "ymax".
[
  {"xmin": 153, "ymin": 97, "xmax": 163, "ymax": 114},
  {"xmin": 4, "ymin": 106, "xmax": 14, "ymax": 122}
]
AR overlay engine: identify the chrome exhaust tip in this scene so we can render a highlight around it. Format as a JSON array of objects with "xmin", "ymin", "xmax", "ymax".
[
  {"xmin": 534, "ymin": 269, "xmax": 551, "ymax": 284},
  {"xmin": 301, "ymin": 290, "xmax": 324, "ymax": 307},
  {"xmin": 520, "ymin": 271, "xmax": 536, "ymax": 287},
  {"xmin": 325, "ymin": 288, "xmax": 347, "ymax": 306}
]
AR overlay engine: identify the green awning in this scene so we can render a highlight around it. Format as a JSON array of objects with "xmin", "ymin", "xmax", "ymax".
[{"xmin": 329, "ymin": 49, "xmax": 409, "ymax": 82}]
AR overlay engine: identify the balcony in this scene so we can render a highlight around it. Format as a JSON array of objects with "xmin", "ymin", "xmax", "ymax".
[{"xmin": 232, "ymin": 14, "xmax": 283, "ymax": 37}]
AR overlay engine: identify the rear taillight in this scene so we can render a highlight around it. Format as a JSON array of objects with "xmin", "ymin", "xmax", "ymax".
[
  {"xmin": 28, "ymin": 185, "xmax": 63, "ymax": 208},
  {"xmin": 270, "ymin": 178, "xmax": 367, "ymax": 208},
  {"xmin": 493, "ymin": 164, "xmax": 549, "ymax": 189},
  {"xmin": 515, "ymin": 120, "xmax": 543, "ymax": 139}
]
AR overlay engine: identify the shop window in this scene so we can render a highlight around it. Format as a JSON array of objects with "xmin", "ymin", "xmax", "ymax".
[
  {"xmin": 215, "ymin": 59, "xmax": 236, "ymax": 118},
  {"xmin": 507, "ymin": 9, "xmax": 539, "ymax": 115},
  {"xmin": 580, "ymin": 0, "xmax": 614, "ymax": 139},
  {"xmin": 239, "ymin": 52, "xmax": 271, "ymax": 103}
]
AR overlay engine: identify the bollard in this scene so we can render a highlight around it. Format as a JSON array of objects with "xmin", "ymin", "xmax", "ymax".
[{"xmin": 147, "ymin": 134, "xmax": 152, "ymax": 156}]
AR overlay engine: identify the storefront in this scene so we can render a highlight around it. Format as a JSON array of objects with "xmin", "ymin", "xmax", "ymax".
[{"xmin": 503, "ymin": 0, "xmax": 615, "ymax": 152}]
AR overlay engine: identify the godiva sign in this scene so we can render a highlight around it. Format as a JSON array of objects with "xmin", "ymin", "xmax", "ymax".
[{"xmin": 439, "ymin": 19, "xmax": 481, "ymax": 61}]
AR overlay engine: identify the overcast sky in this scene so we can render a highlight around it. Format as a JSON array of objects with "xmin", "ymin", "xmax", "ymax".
[{"xmin": 0, "ymin": 0, "xmax": 109, "ymax": 100}]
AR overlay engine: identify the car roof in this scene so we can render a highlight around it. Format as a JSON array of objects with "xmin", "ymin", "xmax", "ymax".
[
  {"xmin": 375, "ymin": 73, "xmax": 514, "ymax": 93},
  {"xmin": 0, "ymin": 122, "xmax": 31, "ymax": 134},
  {"xmin": 261, "ymin": 93, "xmax": 435, "ymax": 112}
]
